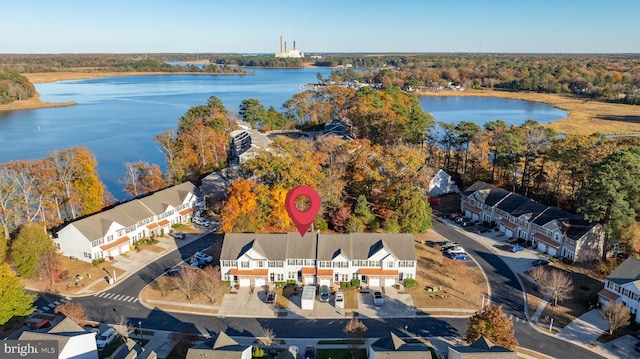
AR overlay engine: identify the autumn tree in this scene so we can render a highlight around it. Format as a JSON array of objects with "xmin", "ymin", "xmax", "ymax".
[
  {"xmin": 69, "ymin": 147, "xmax": 105, "ymax": 216},
  {"xmin": 55, "ymin": 302, "xmax": 89, "ymax": 326},
  {"xmin": 170, "ymin": 329, "xmax": 200, "ymax": 357},
  {"xmin": 0, "ymin": 263, "xmax": 35, "ymax": 324},
  {"xmin": 11, "ymin": 223, "xmax": 55, "ymax": 278},
  {"xmin": 152, "ymin": 276, "xmax": 173, "ymax": 297},
  {"xmin": 120, "ymin": 161, "xmax": 165, "ymax": 198},
  {"xmin": 601, "ymin": 301, "xmax": 631, "ymax": 335},
  {"xmin": 154, "ymin": 129, "xmax": 184, "ymax": 184},
  {"xmin": 220, "ymin": 179, "xmax": 261, "ymax": 233},
  {"xmin": 0, "ymin": 226, "xmax": 8, "ymax": 263},
  {"xmin": 38, "ymin": 250, "xmax": 63, "ymax": 285},
  {"xmin": 466, "ymin": 305, "xmax": 518, "ymax": 350},
  {"xmin": 199, "ymin": 265, "xmax": 222, "ymax": 303},
  {"xmin": 267, "ymin": 185, "xmax": 293, "ymax": 231}
]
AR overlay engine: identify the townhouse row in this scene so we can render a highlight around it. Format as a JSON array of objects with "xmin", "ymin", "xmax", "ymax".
[
  {"xmin": 460, "ymin": 181, "xmax": 604, "ymax": 262},
  {"xmin": 54, "ymin": 182, "xmax": 204, "ymax": 263},
  {"xmin": 219, "ymin": 232, "xmax": 417, "ymax": 288}
]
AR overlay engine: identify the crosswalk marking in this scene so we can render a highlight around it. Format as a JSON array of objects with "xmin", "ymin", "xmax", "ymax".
[
  {"xmin": 126, "ymin": 297, "xmax": 135, "ymax": 302},
  {"xmin": 113, "ymin": 294, "xmax": 123, "ymax": 301},
  {"xmin": 105, "ymin": 293, "xmax": 115, "ymax": 299},
  {"xmin": 89, "ymin": 292, "xmax": 140, "ymax": 303}
]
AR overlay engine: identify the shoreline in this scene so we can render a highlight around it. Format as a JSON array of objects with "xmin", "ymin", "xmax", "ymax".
[{"xmin": 4, "ymin": 73, "xmax": 639, "ymax": 136}]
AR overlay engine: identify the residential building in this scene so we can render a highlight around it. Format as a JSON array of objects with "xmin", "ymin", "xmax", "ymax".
[
  {"xmin": 107, "ymin": 339, "xmax": 157, "ymax": 359},
  {"xmin": 448, "ymin": 337, "xmax": 517, "ymax": 359},
  {"xmin": 368, "ymin": 332, "xmax": 434, "ymax": 358},
  {"xmin": 186, "ymin": 331, "xmax": 251, "ymax": 359},
  {"xmin": 220, "ymin": 233, "xmax": 417, "ymax": 288},
  {"xmin": 426, "ymin": 169, "xmax": 460, "ymax": 197},
  {"xmin": 18, "ymin": 317, "xmax": 98, "ymax": 359},
  {"xmin": 461, "ymin": 181, "xmax": 603, "ymax": 261},
  {"xmin": 598, "ymin": 257, "xmax": 640, "ymax": 322},
  {"xmin": 54, "ymin": 182, "xmax": 203, "ymax": 263},
  {"xmin": 322, "ymin": 118, "xmax": 354, "ymax": 140}
]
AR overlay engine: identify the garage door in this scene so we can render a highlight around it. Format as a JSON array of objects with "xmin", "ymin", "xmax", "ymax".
[
  {"xmin": 319, "ymin": 279, "xmax": 331, "ymax": 287},
  {"xmin": 472, "ymin": 213, "xmax": 479, "ymax": 221},
  {"xmin": 384, "ymin": 278, "xmax": 396, "ymax": 287},
  {"xmin": 369, "ymin": 278, "xmax": 380, "ymax": 287},
  {"xmin": 537, "ymin": 242, "xmax": 547, "ymax": 254},
  {"xmin": 499, "ymin": 224, "xmax": 505, "ymax": 233},
  {"xmin": 548, "ymin": 247, "xmax": 557, "ymax": 257},
  {"xmin": 304, "ymin": 276, "xmax": 315, "ymax": 285},
  {"xmin": 239, "ymin": 278, "xmax": 251, "ymax": 287},
  {"xmin": 505, "ymin": 229, "xmax": 513, "ymax": 238},
  {"xmin": 254, "ymin": 278, "xmax": 266, "ymax": 287}
]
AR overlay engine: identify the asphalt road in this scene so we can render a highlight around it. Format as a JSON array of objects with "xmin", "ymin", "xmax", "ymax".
[{"xmin": 42, "ymin": 227, "xmax": 604, "ymax": 358}]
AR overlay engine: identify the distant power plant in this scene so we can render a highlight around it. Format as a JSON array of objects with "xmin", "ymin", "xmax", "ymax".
[{"xmin": 275, "ymin": 36, "xmax": 304, "ymax": 58}]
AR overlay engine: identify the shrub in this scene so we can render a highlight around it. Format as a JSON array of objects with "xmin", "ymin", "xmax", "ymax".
[
  {"xmin": 91, "ymin": 258, "xmax": 105, "ymax": 265},
  {"xmin": 252, "ymin": 347, "xmax": 264, "ymax": 358},
  {"xmin": 275, "ymin": 281, "xmax": 287, "ymax": 288},
  {"xmin": 286, "ymin": 279, "xmax": 296, "ymax": 285},
  {"xmin": 404, "ymin": 278, "xmax": 417, "ymax": 288},
  {"xmin": 314, "ymin": 218, "xmax": 329, "ymax": 231},
  {"xmin": 224, "ymin": 280, "xmax": 231, "ymax": 287},
  {"xmin": 340, "ymin": 281, "xmax": 351, "ymax": 288},
  {"xmin": 350, "ymin": 279, "xmax": 361, "ymax": 288}
]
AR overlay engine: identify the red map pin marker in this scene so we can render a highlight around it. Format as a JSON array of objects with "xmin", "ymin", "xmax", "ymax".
[{"xmin": 285, "ymin": 186, "xmax": 321, "ymax": 237}]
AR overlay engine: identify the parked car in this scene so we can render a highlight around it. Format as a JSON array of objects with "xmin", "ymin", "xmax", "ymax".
[
  {"xmin": 460, "ymin": 220, "xmax": 475, "ymax": 227},
  {"xmin": 96, "ymin": 328, "xmax": 118, "ymax": 350},
  {"xmin": 473, "ymin": 226, "xmax": 490, "ymax": 234},
  {"xmin": 163, "ymin": 268, "xmax": 180, "ymax": 277},
  {"xmin": 304, "ymin": 345, "xmax": 316, "ymax": 359},
  {"xmin": 334, "ymin": 291, "xmax": 344, "ymax": 308},
  {"xmin": 448, "ymin": 213, "xmax": 459, "ymax": 220},
  {"xmin": 448, "ymin": 252, "xmax": 470, "ymax": 260},
  {"xmin": 531, "ymin": 259, "xmax": 549, "ymax": 266},
  {"xmin": 440, "ymin": 242, "xmax": 459, "ymax": 251},
  {"xmin": 88, "ymin": 327, "xmax": 100, "ymax": 338},
  {"xmin": 193, "ymin": 251, "xmax": 213, "ymax": 263},
  {"xmin": 170, "ymin": 231, "xmax": 186, "ymax": 240},
  {"xmin": 635, "ymin": 341, "xmax": 640, "ymax": 352},
  {"xmin": 372, "ymin": 290, "xmax": 384, "ymax": 306},
  {"xmin": 192, "ymin": 216, "xmax": 210, "ymax": 227},
  {"xmin": 455, "ymin": 216, "xmax": 470, "ymax": 224},
  {"xmin": 188, "ymin": 257, "xmax": 207, "ymax": 267},
  {"xmin": 509, "ymin": 245, "xmax": 524, "ymax": 252},
  {"xmin": 319, "ymin": 285, "xmax": 330, "ymax": 302},
  {"xmin": 446, "ymin": 246, "xmax": 465, "ymax": 255},
  {"xmin": 266, "ymin": 291, "xmax": 276, "ymax": 304}
]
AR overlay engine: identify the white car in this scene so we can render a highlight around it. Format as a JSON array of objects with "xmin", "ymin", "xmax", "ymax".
[
  {"xmin": 334, "ymin": 291, "xmax": 344, "ymax": 308},
  {"xmin": 192, "ymin": 216, "xmax": 210, "ymax": 227},
  {"xmin": 372, "ymin": 290, "xmax": 384, "ymax": 306},
  {"xmin": 193, "ymin": 251, "xmax": 213, "ymax": 263},
  {"xmin": 96, "ymin": 328, "xmax": 118, "ymax": 350},
  {"xmin": 446, "ymin": 246, "xmax": 465, "ymax": 255}
]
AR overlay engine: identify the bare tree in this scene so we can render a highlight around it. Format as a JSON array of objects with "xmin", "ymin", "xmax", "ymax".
[
  {"xmin": 152, "ymin": 276, "xmax": 173, "ymax": 297},
  {"xmin": 169, "ymin": 329, "xmax": 199, "ymax": 356},
  {"xmin": 55, "ymin": 302, "xmax": 88, "ymax": 326},
  {"xmin": 260, "ymin": 327, "xmax": 276, "ymax": 347},
  {"xmin": 540, "ymin": 269, "xmax": 574, "ymax": 307},
  {"xmin": 113, "ymin": 312, "xmax": 133, "ymax": 342},
  {"xmin": 199, "ymin": 266, "xmax": 222, "ymax": 303},
  {"xmin": 528, "ymin": 265, "xmax": 549, "ymax": 283},
  {"xmin": 172, "ymin": 267, "xmax": 200, "ymax": 300},
  {"xmin": 343, "ymin": 318, "xmax": 368, "ymax": 357},
  {"xmin": 38, "ymin": 250, "xmax": 63, "ymax": 285},
  {"xmin": 601, "ymin": 302, "xmax": 631, "ymax": 335}
]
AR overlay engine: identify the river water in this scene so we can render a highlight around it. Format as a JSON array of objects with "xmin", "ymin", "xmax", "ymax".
[{"xmin": 0, "ymin": 69, "xmax": 565, "ymax": 200}]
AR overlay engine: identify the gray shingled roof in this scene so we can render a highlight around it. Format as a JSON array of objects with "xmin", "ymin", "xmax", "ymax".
[
  {"xmin": 495, "ymin": 193, "xmax": 530, "ymax": 213},
  {"xmin": 18, "ymin": 332, "xmax": 70, "ymax": 352},
  {"xmin": 606, "ymin": 257, "xmax": 640, "ymax": 285},
  {"xmin": 60, "ymin": 182, "xmax": 197, "ymax": 241},
  {"xmin": 532, "ymin": 207, "xmax": 570, "ymax": 225},
  {"xmin": 370, "ymin": 332, "xmax": 432, "ymax": 358},
  {"xmin": 510, "ymin": 200, "xmax": 549, "ymax": 221},
  {"xmin": 47, "ymin": 317, "xmax": 85, "ymax": 334},
  {"xmin": 221, "ymin": 233, "xmax": 415, "ymax": 261},
  {"xmin": 186, "ymin": 332, "xmax": 248, "ymax": 359},
  {"xmin": 462, "ymin": 181, "xmax": 510, "ymax": 206}
]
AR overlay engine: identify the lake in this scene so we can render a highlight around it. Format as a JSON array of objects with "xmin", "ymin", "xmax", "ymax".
[{"xmin": 0, "ymin": 70, "xmax": 566, "ymax": 200}]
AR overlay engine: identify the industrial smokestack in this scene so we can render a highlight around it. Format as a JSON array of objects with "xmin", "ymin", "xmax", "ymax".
[
  {"xmin": 280, "ymin": 36, "xmax": 284, "ymax": 53},
  {"xmin": 285, "ymin": 41, "xmax": 287, "ymax": 52},
  {"xmin": 293, "ymin": 41, "xmax": 296, "ymax": 50}
]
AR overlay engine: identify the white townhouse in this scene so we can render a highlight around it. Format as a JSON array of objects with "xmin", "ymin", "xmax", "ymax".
[
  {"xmin": 598, "ymin": 257, "xmax": 640, "ymax": 323},
  {"xmin": 461, "ymin": 181, "xmax": 603, "ymax": 262},
  {"xmin": 219, "ymin": 233, "xmax": 417, "ymax": 288},
  {"xmin": 54, "ymin": 182, "xmax": 203, "ymax": 263}
]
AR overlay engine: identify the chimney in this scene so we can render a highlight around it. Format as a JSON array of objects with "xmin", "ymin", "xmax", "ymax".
[
  {"xmin": 280, "ymin": 36, "xmax": 284, "ymax": 53},
  {"xmin": 293, "ymin": 41, "xmax": 296, "ymax": 50},
  {"xmin": 285, "ymin": 41, "xmax": 287, "ymax": 52}
]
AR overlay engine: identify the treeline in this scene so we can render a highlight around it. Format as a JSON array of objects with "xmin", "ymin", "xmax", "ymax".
[
  {"xmin": 0, "ymin": 69, "xmax": 36, "ymax": 104},
  {"xmin": 212, "ymin": 55, "xmax": 308, "ymax": 68},
  {"xmin": 319, "ymin": 54, "xmax": 640, "ymax": 105},
  {"xmin": 0, "ymin": 54, "xmax": 247, "ymax": 74}
]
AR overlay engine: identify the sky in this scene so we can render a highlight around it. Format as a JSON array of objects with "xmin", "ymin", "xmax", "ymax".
[{"xmin": 2, "ymin": 0, "xmax": 639, "ymax": 54}]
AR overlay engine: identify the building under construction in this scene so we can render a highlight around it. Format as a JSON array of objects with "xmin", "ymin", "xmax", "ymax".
[{"xmin": 275, "ymin": 36, "xmax": 304, "ymax": 58}]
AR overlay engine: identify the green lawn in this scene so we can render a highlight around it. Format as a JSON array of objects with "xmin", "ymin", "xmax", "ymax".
[{"xmin": 317, "ymin": 348, "xmax": 367, "ymax": 359}]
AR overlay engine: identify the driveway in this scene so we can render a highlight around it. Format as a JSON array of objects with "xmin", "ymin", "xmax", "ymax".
[
  {"xmin": 557, "ymin": 309, "xmax": 608, "ymax": 346},
  {"xmin": 357, "ymin": 287, "xmax": 416, "ymax": 318},
  {"xmin": 218, "ymin": 287, "xmax": 276, "ymax": 318}
]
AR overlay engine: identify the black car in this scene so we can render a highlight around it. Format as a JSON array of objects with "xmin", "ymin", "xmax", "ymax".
[
  {"xmin": 531, "ymin": 259, "xmax": 549, "ymax": 266},
  {"xmin": 304, "ymin": 345, "xmax": 316, "ymax": 359},
  {"xmin": 164, "ymin": 268, "xmax": 180, "ymax": 277},
  {"xmin": 635, "ymin": 341, "xmax": 640, "ymax": 352}
]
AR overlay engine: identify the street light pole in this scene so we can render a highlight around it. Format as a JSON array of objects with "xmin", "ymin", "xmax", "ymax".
[{"xmin": 138, "ymin": 321, "xmax": 143, "ymax": 346}]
